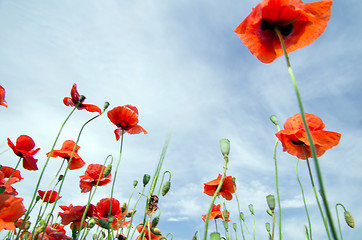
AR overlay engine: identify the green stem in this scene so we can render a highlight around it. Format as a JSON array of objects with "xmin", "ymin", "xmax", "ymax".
[
  {"xmin": 296, "ymin": 159, "xmax": 312, "ymax": 240},
  {"xmin": 203, "ymin": 155, "xmax": 229, "ymax": 240},
  {"xmin": 335, "ymin": 203, "xmax": 346, "ymax": 240},
  {"xmin": 275, "ymin": 28, "xmax": 339, "ymax": 240},
  {"xmin": 272, "ymin": 136, "xmax": 282, "ymax": 240}
]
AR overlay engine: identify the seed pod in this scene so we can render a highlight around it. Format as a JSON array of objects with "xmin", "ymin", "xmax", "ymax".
[
  {"xmin": 266, "ymin": 194, "xmax": 275, "ymax": 211},
  {"xmin": 265, "ymin": 222, "xmax": 271, "ymax": 233},
  {"xmin": 270, "ymin": 115, "xmax": 278, "ymax": 126},
  {"xmin": 248, "ymin": 204, "xmax": 254, "ymax": 215},
  {"xmin": 133, "ymin": 180, "xmax": 138, "ymax": 188},
  {"xmin": 103, "ymin": 102, "xmax": 110, "ymax": 111},
  {"xmin": 143, "ymin": 174, "xmax": 151, "ymax": 186},
  {"xmin": 220, "ymin": 139, "xmax": 230, "ymax": 156},
  {"xmin": 126, "ymin": 210, "xmax": 136, "ymax": 218},
  {"xmin": 210, "ymin": 232, "xmax": 221, "ymax": 240},
  {"xmin": 240, "ymin": 212, "xmax": 245, "ymax": 221},
  {"xmin": 162, "ymin": 181, "xmax": 171, "ymax": 196},
  {"xmin": 266, "ymin": 209, "xmax": 273, "ymax": 217},
  {"xmin": 121, "ymin": 202, "xmax": 127, "ymax": 212},
  {"xmin": 152, "ymin": 216, "xmax": 160, "ymax": 228},
  {"xmin": 88, "ymin": 219, "xmax": 97, "ymax": 229}
]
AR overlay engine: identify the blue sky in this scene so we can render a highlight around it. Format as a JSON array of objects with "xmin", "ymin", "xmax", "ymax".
[{"xmin": 0, "ymin": 0, "xmax": 361, "ymax": 239}]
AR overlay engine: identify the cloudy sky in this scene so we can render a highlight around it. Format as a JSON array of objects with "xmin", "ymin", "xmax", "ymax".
[{"xmin": 0, "ymin": 0, "xmax": 361, "ymax": 239}]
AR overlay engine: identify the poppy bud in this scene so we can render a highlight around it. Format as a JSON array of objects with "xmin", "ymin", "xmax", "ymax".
[
  {"xmin": 266, "ymin": 194, "xmax": 275, "ymax": 211},
  {"xmin": 98, "ymin": 219, "xmax": 110, "ymax": 229},
  {"xmin": 0, "ymin": 186, "xmax": 5, "ymax": 194},
  {"xmin": 88, "ymin": 219, "xmax": 97, "ymax": 229},
  {"xmin": 143, "ymin": 174, "xmax": 151, "ymax": 186},
  {"xmin": 152, "ymin": 216, "xmax": 160, "ymax": 228},
  {"xmin": 248, "ymin": 204, "xmax": 254, "ymax": 215},
  {"xmin": 79, "ymin": 95, "xmax": 86, "ymax": 103},
  {"xmin": 240, "ymin": 212, "xmax": 245, "ymax": 221},
  {"xmin": 162, "ymin": 181, "xmax": 171, "ymax": 196},
  {"xmin": 22, "ymin": 232, "xmax": 31, "ymax": 240},
  {"xmin": 36, "ymin": 195, "xmax": 41, "ymax": 202},
  {"xmin": 220, "ymin": 138, "xmax": 230, "ymax": 156},
  {"xmin": 133, "ymin": 180, "xmax": 138, "ymax": 188},
  {"xmin": 25, "ymin": 221, "xmax": 31, "ymax": 230},
  {"xmin": 150, "ymin": 227, "xmax": 162, "ymax": 235},
  {"xmin": 121, "ymin": 202, "xmax": 127, "ymax": 212},
  {"xmin": 265, "ymin": 222, "xmax": 271, "ymax": 233},
  {"xmin": 58, "ymin": 175, "xmax": 64, "ymax": 182},
  {"xmin": 210, "ymin": 232, "xmax": 221, "ymax": 240},
  {"xmin": 233, "ymin": 223, "xmax": 237, "ymax": 232},
  {"xmin": 126, "ymin": 210, "xmax": 136, "ymax": 218},
  {"xmin": 103, "ymin": 164, "xmax": 112, "ymax": 177},
  {"xmin": 103, "ymin": 102, "xmax": 110, "ymax": 111},
  {"xmin": 344, "ymin": 211, "xmax": 355, "ymax": 228},
  {"xmin": 92, "ymin": 234, "xmax": 97, "ymax": 240},
  {"xmin": 266, "ymin": 209, "xmax": 273, "ymax": 217},
  {"xmin": 270, "ymin": 115, "xmax": 279, "ymax": 126},
  {"xmin": 304, "ymin": 225, "xmax": 310, "ymax": 240}
]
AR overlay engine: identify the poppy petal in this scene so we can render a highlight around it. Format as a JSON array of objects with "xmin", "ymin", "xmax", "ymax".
[{"xmin": 82, "ymin": 104, "xmax": 102, "ymax": 114}]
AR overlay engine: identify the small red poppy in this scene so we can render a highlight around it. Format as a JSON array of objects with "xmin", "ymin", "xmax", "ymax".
[
  {"xmin": 79, "ymin": 164, "xmax": 112, "ymax": 193},
  {"xmin": 275, "ymin": 113, "xmax": 341, "ymax": 159},
  {"xmin": 7, "ymin": 135, "xmax": 40, "ymax": 171},
  {"xmin": 47, "ymin": 140, "xmax": 85, "ymax": 170},
  {"xmin": 107, "ymin": 105, "xmax": 147, "ymax": 141},
  {"xmin": 59, "ymin": 204, "xmax": 94, "ymax": 230},
  {"xmin": 234, "ymin": 0, "xmax": 333, "ymax": 63},
  {"xmin": 38, "ymin": 223, "xmax": 71, "ymax": 240},
  {"xmin": 0, "ymin": 193, "xmax": 25, "ymax": 231},
  {"xmin": 37, "ymin": 190, "xmax": 62, "ymax": 203},
  {"xmin": 204, "ymin": 174, "xmax": 236, "ymax": 201},
  {"xmin": 201, "ymin": 204, "xmax": 230, "ymax": 222},
  {"xmin": 0, "ymin": 85, "xmax": 8, "ymax": 108},
  {"xmin": 94, "ymin": 198, "xmax": 129, "ymax": 230},
  {"xmin": 63, "ymin": 83, "xmax": 101, "ymax": 114},
  {"xmin": 136, "ymin": 222, "xmax": 163, "ymax": 240},
  {"xmin": 0, "ymin": 166, "xmax": 23, "ymax": 196}
]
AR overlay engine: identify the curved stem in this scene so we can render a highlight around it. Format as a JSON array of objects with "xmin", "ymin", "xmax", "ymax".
[{"xmin": 335, "ymin": 203, "xmax": 346, "ymax": 240}]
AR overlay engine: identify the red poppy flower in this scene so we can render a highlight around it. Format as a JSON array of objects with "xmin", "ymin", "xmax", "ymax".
[
  {"xmin": 0, "ymin": 193, "xmax": 25, "ymax": 231},
  {"xmin": 204, "ymin": 174, "xmax": 236, "ymax": 201},
  {"xmin": 201, "ymin": 204, "xmax": 230, "ymax": 222},
  {"xmin": 107, "ymin": 105, "xmax": 147, "ymax": 141},
  {"xmin": 275, "ymin": 113, "xmax": 341, "ymax": 159},
  {"xmin": 59, "ymin": 204, "xmax": 94, "ymax": 230},
  {"xmin": 63, "ymin": 83, "xmax": 101, "ymax": 114},
  {"xmin": 47, "ymin": 140, "xmax": 85, "ymax": 170},
  {"xmin": 0, "ymin": 85, "xmax": 7, "ymax": 108},
  {"xmin": 136, "ymin": 222, "xmax": 163, "ymax": 240},
  {"xmin": 0, "ymin": 166, "xmax": 23, "ymax": 195},
  {"xmin": 234, "ymin": 0, "xmax": 333, "ymax": 63},
  {"xmin": 93, "ymin": 198, "xmax": 129, "ymax": 230},
  {"xmin": 79, "ymin": 164, "xmax": 112, "ymax": 193},
  {"xmin": 38, "ymin": 223, "xmax": 71, "ymax": 240},
  {"xmin": 37, "ymin": 190, "xmax": 62, "ymax": 203},
  {"xmin": 7, "ymin": 135, "xmax": 40, "ymax": 171}
]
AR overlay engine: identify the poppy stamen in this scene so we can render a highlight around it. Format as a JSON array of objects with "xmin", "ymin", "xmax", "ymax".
[{"xmin": 261, "ymin": 19, "xmax": 294, "ymax": 37}]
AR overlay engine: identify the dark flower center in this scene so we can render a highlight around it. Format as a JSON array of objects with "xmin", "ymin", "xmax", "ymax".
[
  {"xmin": 261, "ymin": 19, "xmax": 293, "ymax": 36},
  {"xmin": 291, "ymin": 140, "xmax": 305, "ymax": 145}
]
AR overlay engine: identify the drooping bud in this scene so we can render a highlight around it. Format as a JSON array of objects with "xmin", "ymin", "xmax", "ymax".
[
  {"xmin": 143, "ymin": 174, "xmax": 151, "ymax": 186},
  {"xmin": 121, "ymin": 202, "xmax": 127, "ymax": 212},
  {"xmin": 344, "ymin": 211, "xmax": 355, "ymax": 228},
  {"xmin": 266, "ymin": 194, "xmax": 275, "ymax": 211},
  {"xmin": 210, "ymin": 232, "xmax": 221, "ymax": 240},
  {"xmin": 162, "ymin": 181, "xmax": 171, "ymax": 196},
  {"xmin": 103, "ymin": 102, "xmax": 110, "ymax": 111},
  {"xmin": 233, "ymin": 223, "xmax": 237, "ymax": 232},
  {"xmin": 265, "ymin": 222, "xmax": 271, "ymax": 233},
  {"xmin": 152, "ymin": 216, "xmax": 160, "ymax": 228},
  {"xmin": 133, "ymin": 180, "xmax": 138, "ymax": 188},
  {"xmin": 248, "ymin": 204, "xmax": 254, "ymax": 215},
  {"xmin": 79, "ymin": 95, "xmax": 86, "ymax": 103},
  {"xmin": 126, "ymin": 210, "xmax": 136, "ymax": 218},
  {"xmin": 103, "ymin": 164, "xmax": 112, "ymax": 177},
  {"xmin": 92, "ymin": 234, "xmax": 97, "ymax": 240},
  {"xmin": 220, "ymin": 138, "xmax": 230, "ymax": 157},
  {"xmin": 88, "ymin": 219, "xmax": 97, "ymax": 229},
  {"xmin": 266, "ymin": 209, "xmax": 273, "ymax": 217},
  {"xmin": 58, "ymin": 175, "xmax": 64, "ymax": 182},
  {"xmin": 98, "ymin": 219, "xmax": 110, "ymax": 229},
  {"xmin": 270, "ymin": 115, "xmax": 278, "ymax": 126},
  {"xmin": 36, "ymin": 196, "xmax": 41, "ymax": 202},
  {"xmin": 240, "ymin": 212, "xmax": 245, "ymax": 221},
  {"xmin": 150, "ymin": 227, "xmax": 162, "ymax": 235}
]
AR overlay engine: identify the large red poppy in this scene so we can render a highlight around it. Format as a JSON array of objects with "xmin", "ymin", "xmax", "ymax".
[
  {"xmin": 0, "ymin": 85, "xmax": 7, "ymax": 108},
  {"xmin": 59, "ymin": 204, "xmax": 94, "ymax": 230},
  {"xmin": 93, "ymin": 198, "xmax": 129, "ymax": 230},
  {"xmin": 79, "ymin": 164, "xmax": 112, "ymax": 193},
  {"xmin": 234, "ymin": 0, "xmax": 333, "ymax": 63},
  {"xmin": 107, "ymin": 105, "xmax": 147, "ymax": 141},
  {"xmin": 204, "ymin": 174, "xmax": 236, "ymax": 201},
  {"xmin": 7, "ymin": 135, "xmax": 40, "ymax": 171},
  {"xmin": 37, "ymin": 190, "xmax": 62, "ymax": 203},
  {"xmin": 136, "ymin": 222, "xmax": 163, "ymax": 240},
  {"xmin": 47, "ymin": 140, "xmax": 85, "ymax": 170},
  {"xmin": 63, "ymin": 83, "xmax": 101, "ymax": 114},
  {"xmin": 201, "ymin": 204, "xmax": 230, "ymax": 222},
  {"xmin": 0, "ymin": 166, "xmax": 23, "ymax": 195},
  {"xmin": 0, "ymin": 193, "xmax": 25, "ymax": 231},
  {"xmin": 275, "ymin": 113, "xmax": 341, "ymax": 159}
]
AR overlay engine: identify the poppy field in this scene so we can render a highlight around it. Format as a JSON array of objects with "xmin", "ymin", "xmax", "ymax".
[{"xmin": 0, "ymin": 0, "xmax": 360, "ymax": 239}]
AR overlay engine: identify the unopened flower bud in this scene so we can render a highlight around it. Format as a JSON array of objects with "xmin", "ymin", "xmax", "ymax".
[
  {"xmin": 133, "ymin": 180, "xmax": 138, "ymax": 188},
  {"xmin": 270, "ymin": 115, "xmax": 278, "ymax": 126},
  {"xmin": 0, "ymin": 186, "xmax": 5, "ymax": 194},
  {"xmin": 103, "ymin": 164, "xmax": 112, "ymax": 177},
  {"xmin": 121, "ymin": 202, "xmax": 127, "ymax": 212},
  {"xmin": 240, "ymin": 212, "xmax": 245, "ymax": 221},
  {"xmin": 25, "ymin": 221, "xmax": 31, "ymax": 230},
  {"xmin": 39, "ymin": 220, "xmax": 46, "ymax": 226},
  {"xmin": 162, "ymin": 181, "xmax": 171, "ymax": 196},
  {"xmin": 150, "ymin": 227, "xmax": 162, "ymax": 235},
  {"xmin": 126, "ymin": 210, "xmax": 136, "ymax": 218},
  {"xmin": 265, "ymin": 222, "xmax": 271, "ymax": 232},
  {"xmin": 103, "ymin": 102, "xmax": 110, "ymax": 111},
  {"xmin": 266, "ymin": 194, "xmax": 275, "ymax": 211},
  {"xmin": 220, "ymin": 138, "xmax": 230, "ymax": 156},
  {"xmin": 98, "ymin": 218, "xmax": 110, "ymax": 229},
  {"xmin": 152, "ymin": 216, "xmax": 160, "ymax": 228},
  {"xmin": 266, "ymin": 209, "xmax": 273, "ymax": 216},
  {"xmin": 233, "ymin": 223, "xmax": 237, "ymax": 232},
  {"xmin": 93, "ymin": 234, "xmax": 97, "ymax": 240},
  {"xmin": 210, "ymin": 232, "xmax": 221, "ymax": 240},
  {"xmin": 36, "ymin": 196, "xmax": 41, "ymax": 202},
  {"xmin": 88, "ymin": 219, "xmax": 97, "ymax": 229},
  {"xmin": 248, "ymin": 204, "xmax": 254, "ymax": 215},
  {"xmin": 344, "ymin": 211, "xmax": 355, "ymax": 228},
  {"xmin": 58, "ymin": 175, "xmax": 64, "ymax": 182},
  {"xmin": 143, "ymin": 174, "xmax": 151, "ymax": 186},
  {"xmin": 304, "ymin": 226, "xmax": 310, "ymax": 240}
]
